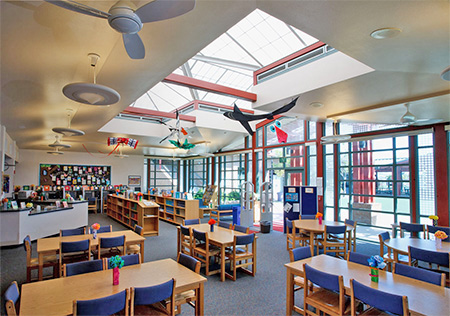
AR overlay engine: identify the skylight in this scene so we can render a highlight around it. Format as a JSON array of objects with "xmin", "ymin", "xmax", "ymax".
[{"xmin": 130, "ymin": 9, "xmax": 319, "ymax": 112}]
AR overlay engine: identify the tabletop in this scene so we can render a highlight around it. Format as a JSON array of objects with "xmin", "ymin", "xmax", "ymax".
[
  {"xmin": 384, "ymin": 237, "xmax": 450, "ymax": 254},
  {"xmin": 292, "ymin": 219, "xmax": 353, "ymax": 233},
  {"xmin": 285, "ymin": 255, "xmax": 449, "ymax": 316},
  {"xmin": 20, "ymin": 258, "xmax": 207, "ymax": 316},
  {"xmin": 188, "ymin": 223, "xmax": 247, "ymax": 245},
  {"xmin": 37, "ymin": 230, "xmax": 145, "ymax": 253}
]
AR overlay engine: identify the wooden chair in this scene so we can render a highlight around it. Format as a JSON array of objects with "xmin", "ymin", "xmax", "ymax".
[
  {"xmin": 289, "ymin": 246, "xmax": 312, "ymax": 315},
  {"xmin": 427, "ymin": 225, "xmax": 450, "ymax": 241},
  {"xmin": 192, "ymin": 229, "xmax": 220, "ymax": 276},
  {"xmin": 408, "ymin": 246, "xmax": 449, "ymax": 285},
  {"xmin": 127, "ymin": 224, "xmax": 143, "ymax": 255},
  {"xmin": 286, "ymin": 219, "xmax": 308, "ymax": 250},
  {"xmin": 183, "ymin": 219, "xmax": 200, "ymax": 225},
  {"xmin": 4, "ymin": 281, "xmax": 20, "ymax": 316},
  {"xmin": 73, "ymin": 289, "xmax": 130, "ymax": 316},
  {"xmin": 393, "ymin": 263, "xmax": 445, "ymax": 287},
  {"xmin": 172, "ymin": 253, "xmax": 201, "ymax": 314},
  {"xmin": 60, "ymin": 227, "xmax": 86, "ymax": 237},
  {"xmin": 178, "ymin": 225, "xmax": 193, "ymax": 256},
  {"xmin": 59, "ymin": 239, "xmax": 91, "ymax": 277},
  {"xmin": 95, "ymin": 235, "xmax": 126, "ymax": 259},
  {"xmin": 104, "ymin": 254, "xmax": 141, "ymax": 269},
  {"xmin": 350, "ymin": 279, "xmax": 409, "ymax": 316},
  {"xmin": 378, "ymin": 231, "xmax": 408, "ymax": 272},
  {"xmin": 347, "ymin": 251, "xmax": 370, "ymax": 267},
  {"xmin": 321, "ymin": 225, "xmax": 347, "ymax": 259},
  {"xmin": 218, "ymin": 221, "xmax": 232, "ymax": 229},
  {"xmin": 225, "ymin": 233, "xmax": 256, "ymax": 281},
  {"xmin": 23, "ymin": 235, "xmax": 58, "ymax": 282},
  {"xmin": 345, "ymin": 219, "xmax": 357, "ymax": 252},
  {"xmin": 131, "ymin": 279, "xmax": 175, "ymax": 316},
  {"xmin": 87, "ymin": 197, "xmax": 97, "ymax": 214},
  {"xmin": 303, "ymin": 263, "xmax": 350, "ymax": 316},
  {"xmin": 233, "ymin": 224, "xmax": 250, "ymax": 233},
  {"xmin": 399, "ymin": 222, "xmax": 425, "ymax": 238},
  {"xmin": 63, "ymin": 259, "xmax": 105, "ymax": 277}
]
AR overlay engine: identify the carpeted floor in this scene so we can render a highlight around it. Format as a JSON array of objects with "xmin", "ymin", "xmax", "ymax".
[{"xmin": 0, "ymin": 214, "xmax": 380, "ymax": 315}]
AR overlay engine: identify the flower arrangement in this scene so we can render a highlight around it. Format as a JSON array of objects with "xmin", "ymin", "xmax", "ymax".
[
  {"xmin": 367, "ymin": 255, "xmax": 385, "ymax": 283},
  {"xmin": 435, "ymin": 230, "xmax": 448, "ymax": 240},
  {"xmin": 136, "ymin": 192, "xmax": 143, "ymax": 201},
  {"xmin": 26, "ymin": 202, "xmax": 33, "ymax": 208},
  {"xmin": 91, "ymin": 223, "xmax": 100, "ymax": 231},
  {"xmin": 429, "ymin": 215, "xmax": 439, "ymax": 226},
  {"xmin": 109, "ymin": 255, "xmax": 125, "ymax": 285},
  {"xmin": 208, "ymin": 218, "xmax": 216, "ymax": 232},
  {"xmin": 315, "ymin": 212, "xmax": 323, "ymax": 224}
]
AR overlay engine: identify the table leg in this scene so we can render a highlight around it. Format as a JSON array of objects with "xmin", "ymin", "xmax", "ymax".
[
  {"xmin": 286, "ymin": 268, "xmax": 294, "ymax": 316},
  {"xmin": 176, "ymin": 227, "xmax": 180, "ymax": 254},
  {"xmin": 38, "ymin": 252, "xmax": 44, "ymax": 281},
  {"xmin": 140, "ymin": 240, "xmax": 145, "ymax": 262},
  {"xmin": 309, "ymin": 232, "xmax": 315, "ymax": 256},
  {"xmin": 220, "ymin": 245, "xmax": 225, "ymax": 282},
  {"xmin": 196, "ymin": 282, "xmax": 204, "ymax": 316}
]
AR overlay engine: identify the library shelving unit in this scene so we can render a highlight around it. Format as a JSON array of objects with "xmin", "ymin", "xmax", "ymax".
[
  {"xmin": 106, "ymin": 195, "xmax": 159, "ymax": 236},
  {"xmin": 144, "ymin": 194, "xmax": 199, "ymax": 225}
]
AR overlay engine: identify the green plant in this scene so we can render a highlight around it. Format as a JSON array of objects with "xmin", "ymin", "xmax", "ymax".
[
  {"xmin": 108, "ymin": 255, "xmax": 124, "ymax": 269},
  {"xmin": 193, "ymin": 189, "xmax": 204, "ymax": 199},
  {"xmin": 227, "ymin": 191, "xmax": 241, "ymax": 201}
]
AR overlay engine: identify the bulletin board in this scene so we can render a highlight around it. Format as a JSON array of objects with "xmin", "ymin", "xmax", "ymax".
[
  {"xmin": 300, "ymin": 186, "xmax": 318, "ymax": 216},
  {"xmin": 39, "ymin": 164, "xmax": 111, "ymax": 186}
]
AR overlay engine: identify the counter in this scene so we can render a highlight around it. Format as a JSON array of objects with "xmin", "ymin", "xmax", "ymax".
[{"xmin": 0, "ymin": 201, "xmax": 88, "ymax": 246}]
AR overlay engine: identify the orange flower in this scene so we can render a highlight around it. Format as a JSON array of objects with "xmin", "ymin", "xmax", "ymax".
[
  {"xmin": 91, "ymin": 223, "xmax": 100, "ymax": 231},
  {"xmin": 208, "ymin": 218, "xmax": 216, "ymax": 225},
  {"xmin": 435, "ymin": 230, "xmax": 448, "ymax": 240},
  {"xmin": 315, "ymin": 212, "xmax": 323, "ymax": 219}
]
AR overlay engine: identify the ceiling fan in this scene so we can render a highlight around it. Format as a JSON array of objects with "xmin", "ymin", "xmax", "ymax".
[
  {"xmin": 45, "ymin": 0, "xmax": 196, "ymax": 59},
  {"xmin": 400, "ymin": 103, "xmax": 443, "ymax": 126}
]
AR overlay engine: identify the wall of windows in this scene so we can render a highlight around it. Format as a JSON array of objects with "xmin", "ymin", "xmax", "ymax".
[
  {"xmin": 417, "ymin": 133, "xmax": 435, "ymax": 223},
  {"xmin": 146, "ymin": 159, "xmax": 179, "ymax": 191},
  {"xmin": 219, "ymin": 154, "xmax": 247, "ymax": 203},
  {"xmin": 186, "ymin": 158, "xmax": 209, "ymax": 198}
]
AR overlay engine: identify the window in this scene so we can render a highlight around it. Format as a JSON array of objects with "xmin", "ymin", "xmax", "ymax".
[
  {"xmin": 219, "ymin": 154, "xmax": 247, "ymax": 203},
  {"xmin": 147, "ymin": 159, "xmax": 178, "ymax": 191},
  {"xmin": 417, "ymin": 133, "xmax": 435, "ymax": 222},
  {"xmin": 187, "ymin": 158, "xmax": 209, "ymax": 197},
  {"xmin": 265, "ymin": 118, "xmax": 305, "ymax": 146}
]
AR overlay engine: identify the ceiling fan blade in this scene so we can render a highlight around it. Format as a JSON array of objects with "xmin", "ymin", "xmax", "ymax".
[
  {"xmin": 123, "ymin": 33, "xmax": 145, "ymax": 59},
  {"xmin": 45, "ymin": 0, "xmax": 110, "ymax": 19},
  {"xmin": 135, "ymin": 0, "xmax": 195, "ymax": 23},
  {"xmin": 411, "ymin": 119, "xmax": 443, "ymax": 126}
]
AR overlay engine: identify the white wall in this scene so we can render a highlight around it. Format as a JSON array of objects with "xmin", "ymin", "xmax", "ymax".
[{"xmin": 15, "ymin": 149, "xmax": 145, "ymax": 187}]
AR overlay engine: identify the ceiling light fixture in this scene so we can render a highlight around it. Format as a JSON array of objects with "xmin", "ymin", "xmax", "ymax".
[
  {"xmin": 114, "ymin": 146, "xmax": 129, "ymax": 158},
  {"xmin": 321, "ymin": 120, "xmax": 351, "ymax": 143},
  {"xmin": 370, "ymin": 27, "xmax": 402, "ymax": 39},
  {"xmin": 47, "ymin": 147, "xmax": 64, "ymax": 155},
  {"xmin": 310, "ymin": 102, "xmax": 324, "ymax": 108},
  {"xmin": 48, "ymin": 135, "xmax": 71, "ymax": 149},
  {"xmin": 52, "ymin": 109, "xmax": 85, "ymax": 136},
  {"xmin": 62, "ymin": 53, "xmax": 120, "ymax": 106},
  {"xmin": 440, "ymin": 66, "xmax": 450, "ymax": 81}
]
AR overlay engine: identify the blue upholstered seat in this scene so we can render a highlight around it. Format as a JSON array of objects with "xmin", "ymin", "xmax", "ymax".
[
  {"xmin": 121, "ymin": 254, "xmax": 141, "ymax": 267},
  {"xmin": 233, "ymin": 224, "xmax": 249, "ymax": 233},
  {"xmin": 409, "ymin": 245, "xmax": 450, "ymax": 267},
  {"xmin": 347, "ymin": 251, "xmax": 370, "ymax": 267},
  {"xmin": 290, "ymin": 246, "xmax": 312, "ymax": 262},
  {"xmin": 218, "ymin": 221, "xmax": 232, "ymax": 229},
  {"xmin": 183, "ymin": 219, "xmax": 200, "ymax": 225},
  {"xmin": 178, "ymin": 252, "xmax": 200, "ymax": 273},
  {"xmin": 134, "ymin": 224, "xmax": 144, "ymax": 236},
  {"xmin": 74, "ymin": 289, "xmax": 129, "ymax": 316},
  {"xmin": 60, "ymin": 227, "xmax": 85, "ymax": 236},
  {"xmin": 394, "ymin": 263, "xmax": 444, "ymax": 286},
  {"xmin": 4, "ymin": 281, "xmax": 19, "ymax": 316},
  {"xmin": 301, "ymin": 215, "xmax": 315, "ymax": 220},
  {"xmin": 350, "ymin": 279, "xmax": 409, "ymax": 315},
  {"xmin": 344, "ymin": 219, "xmax": 355, "ymax": 226},
  {"xmin": 64, "ymin": 259, "xmax": 104, "ymax": 277},
  {"xmin": 131, "ymin": 279, "xmax": 175, "ymax": 315},
  {"xmin": 97, "ymin": 225, "xmax": 112, "ymax": 233},
  {"xmin": 59, "ymin": 240, "xmax": 91, "ymax": 274},
  {"xmin": 97, "ymin": 235, "xmax": 126, "ymax": 259}
]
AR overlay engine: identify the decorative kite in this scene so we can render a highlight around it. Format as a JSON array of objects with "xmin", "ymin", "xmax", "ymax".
[
  {"xmin": 223, "ymin": 97, "xmax": 299, "ymax": 135},
  {"xmin": 107, "ymin": 137, "xmax": 138, "ymax": 149},
  {"xmin": 169, "ymin": 139, "xmax": 195, "ymax": 150},
  {"xmin": 269, "ymin": 120, "xmax": 288, "ymax": 143}
]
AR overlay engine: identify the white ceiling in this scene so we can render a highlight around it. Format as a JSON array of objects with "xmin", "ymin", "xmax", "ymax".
[{"xmin": 1, "ymin": 0, "xmax": 449, "ymax": 157}]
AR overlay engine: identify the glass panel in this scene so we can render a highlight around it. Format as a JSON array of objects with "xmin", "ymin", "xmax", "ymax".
[
  {"xmin": 340, "ymin": 142, "xmax": 349, "ymax": 153},
  {"xmin": 309, "ymin": 156, "xmax": 317, "ymax": 185},
  {"xmin": 256, "ymin": 128, "xmax": 263, "ymax": 147},
  {"xmin": 340, "ymin": 122, "xmax": 403, "ymax": 134},
  {"xmin": 339, "ymin": 195, "xmax": 350, "ymax": 208},
  {"xmin": 266, "ymin": 118, "xmax": 304, "ymax": 146},
  {"xmin": 397, "ymin": 214, "xmax": 411, "ymax": 224},
  {"xmin": 369, "ymin": 212, "xmax": 394, "ymax": 228},
  {"xmin": 418, "ymin": 133, "xmax": 433, "ymax": 147},
  {"xmin": 396, "ymin": 149, "xmax": 409, "ymax": 163},
  {"xmin": 309, "ymin": 144, "xmax": 317, "ymax": 155},
  {"xmin": 324, "ymin": 207, "xmax": 334, "ymax": 221},
  {"xmin": 325, "ymin": 144, "xmax": 334, "ymax": 154},
  {"xmin": 395, "ymin": 136, "xmax": 409, "ymax": 148},
  {"xmin": 308, "ymin": 121, "xmax": 316, "ymax": 140},
  {"xmin": 373, "ymin": 197, "xmax": 394, "ymax": 211},
  {"xmin": 397, "ymin": 198, "xmax": 410, "ymax": 214},
  {"xmin": 325, "ymin": 155, "xmax": 334, "ymax": 207},
  {"xmin": 418, "ymin": 147, "xmax": 435, "ymax": 216},
  {"xmin": 339, "ymin": 209, "xmax": 349, "ymax": 222}
]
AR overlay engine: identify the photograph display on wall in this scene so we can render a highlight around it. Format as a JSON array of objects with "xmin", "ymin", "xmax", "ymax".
[
  {"xmin": 128, "ymin": 175, "xmax": 141, "ymax": 186},
  {"xmin": 39, "ymin": 164, "xmax": 111, "ymax": 186}
]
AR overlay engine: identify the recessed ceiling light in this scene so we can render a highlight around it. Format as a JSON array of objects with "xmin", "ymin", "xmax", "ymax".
[
  {"xmin": 370, "ymin": 27, "xmax": 402, "ymax": 39},
  {"xmin": 310, "ymin": 102, "xmax": 324, "ymax": 108},
  {"xmin": 440, "ymin": 66, "xmax": 450, "ymax": 81}
]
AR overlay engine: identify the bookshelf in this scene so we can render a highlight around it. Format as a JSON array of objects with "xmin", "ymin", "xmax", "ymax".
[
  {"xmin": 106, "ymin": 195, "xmax": 159, "ymax": 236},
  {"xmin": 144, "ymin": 194, "xmax": 199, "ymax": 225}
]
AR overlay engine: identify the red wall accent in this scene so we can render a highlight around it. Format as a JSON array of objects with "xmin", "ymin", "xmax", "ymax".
[
  {"xmin": 433, "ymin": 125, "xmax": 449, "ymax": 226},
  {"xmin": 409, "ymin": 136, "xmax": 417, "ymax": 223},
  {"xmin": 316, "ymin": 122, "xmax": 324, "ymax": 215}
]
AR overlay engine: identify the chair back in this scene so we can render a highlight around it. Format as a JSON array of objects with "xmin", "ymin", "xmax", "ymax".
[
  {"xmin": 61, "ymin": 239, "xmax": 90, "ymax": 254},
  {"xmin": 218, "ymin": 221, "xmax": 231, "ymax": 229},
  {"xmin": 347, "ymin": 251, "xmax": 370, "ymax": 266},
  {"xmin": 394, "ymin": 263, "xmax": 444, "ymax": 286},
  {"xmin": 325, "ymin": 225, "xmax": 346, "ymax": 235},
  {"xmin": 74, "ymin": 289, "xmax": 129, "ymax": 316},
  {"xmin": 408, "ymin": 246, "xmax": 450, "ymax": 267},
  {"xmin": 427, "ymin": 225, "xmax": 450, "ymax": 242},
  {"xmin": 378, "ymin": 231, "xmax": 390, "ymax": 256},
  {"xmin": 301, "ymin": 215, "xmax": 315, "ymax": 220},
  {"xmin": 132, "ymin": 279, "xmax": 175, "ymax": 308},
  {"xmin": 23, "ymin": 235, "xmax": 32, "ymax": 266},
  {"xmin": 134, "ymin": 224, "xmax": 144, "ymax": 236},
  {"xmin": 350, "ymin": 279, "xmax": 408, "ymax": 316},
  {"xmin": 193, "ymin": 229, "xmax": 207, "ymax": 243},
  {"xmin": 289, "ymin": 246, "xmax": 311, "ymax": 262},
  {"xmin": 180, "ymin": 225, "xmax": 191, "ymax": 236},
  {"xmin": 183, "ymin": 219, "xmax": 200, "ymax": 225},
  {"xmin": 99, "ymin": 235, "xmax": 125, "ymax": 248},
  {"xmin": 304, "ymin": 264, "xmax": 341, "ymax": 292},
  {"xmin": 121, "ymin": 254, "xmax": 141, "ymax": 267},
  {"xmin": 400, "ymin": 222, "xmax": 425, "ymax": 238},
  {"xmin": 4, "ymin": 281, "xmax": 19, "ymax": 316},
  {"xmin": 88, "ymin": 197, "xmax": 96, "ymax": 202},
  {"xmin": 235, "ymin": 233, "xmax": 255, "ymax": 246},
  {"xmin": 234, "ymin": 224, "xmax": 249, "ymax": 233},
  {"xmin": 96, "ymin": 225, "xmax": 112, "ymax": 233},
  {"xmin": 345, "ymin": 219, "xmax": 355, "ymax": 227},
  {"xmin": 64, "ymin": 259, "xmax": 104, "ymax": 277},
  {"xmin": 177, "ymin": 252, "xmax": 201, "ymax": 273},
  {"xmin": 60, "ymin": 227, "xmax": 85, "ymax": 237}
]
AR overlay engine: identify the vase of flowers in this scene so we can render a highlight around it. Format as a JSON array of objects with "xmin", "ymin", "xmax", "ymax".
[
  {"xmin": 429, "ymin": 215, "xmax": 439, "ymax": 226},
  {"xmin": 136, "ymin": 192, "xmax": 143, "ymax": 201},
  {"xmin": 434, "ymin": 230, "xmax": 448, "ymax": 249},
  {"xmin": 208, "ymin": 218, "xmax": 216, "ymax": 232},
  {"xmin": 91, "ymin": 223, "xmax": 100, "ymax": 239},
  {"xmin": 315, "ymin": 212, "xmax": 323, "ymax": 225},
  {"xmin": 109, "ymin": 255, "xmax": 124, "ymax": 285},
  {"xmin": 367, "ymin": 255, "xmax": 386, "ymax": 283}
]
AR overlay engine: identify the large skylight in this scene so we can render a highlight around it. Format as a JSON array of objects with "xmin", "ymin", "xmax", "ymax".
[{"xmin": 130, "ymin": 9, "xmax": 319, "ymax": 112}]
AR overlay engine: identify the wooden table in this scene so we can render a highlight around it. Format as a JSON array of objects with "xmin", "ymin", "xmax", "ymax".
[
  {"xmin": 384, "ymin": 237, "xmax": 450, "ymax": 262},
  {"xmin": 20, "ymin": 258, "xmax": 207, "ymax": 316},
  {"xmin": 285, "ymin": 254, "xmax": 450, "ymax": 316},
  {"xmin": 37, "ymin": 230, "xmax": 145, "ymax": 280},
  {"xmin": 292, "ymin": 219, "xmax": 354, "ymax": 255},
  {"xmin": 187, "ymin": 223, "xmax": 254, "ymax": 282}
]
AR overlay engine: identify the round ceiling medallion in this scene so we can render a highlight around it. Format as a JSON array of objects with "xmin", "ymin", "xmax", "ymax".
[
  {"xmin": 370, "ymin": 27, "xmax": 402, "ymax": 39},
  {"xmin": 63, "ymin": 83, "xmax": 120, "ymax": 106}
]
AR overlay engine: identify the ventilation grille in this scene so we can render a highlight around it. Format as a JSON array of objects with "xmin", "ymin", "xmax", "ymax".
[
  {"xmin": 198, "ymin": 104, "xmax": 230, "ymax": 114},
  {"xmin": 256, "ymin": 45, "xmax": 336, "ymax": 84},
  {"xmin": 116, "ymin": 113, "xmax": 166, "ymax": 124}
]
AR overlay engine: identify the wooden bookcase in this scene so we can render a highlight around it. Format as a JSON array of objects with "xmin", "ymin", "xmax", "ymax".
[
  {"xmin": 144, "ymin": 194, "xmax": 199, "ymax": 225},
  {"xmin": 106, "ymin": 195, "xmax": 159, "ymax": 236}
]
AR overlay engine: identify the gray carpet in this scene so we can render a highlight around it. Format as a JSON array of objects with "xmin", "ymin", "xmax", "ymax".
[{"xmin": 0, "ymin": 214, "xmax": 380, "ymax": 315}]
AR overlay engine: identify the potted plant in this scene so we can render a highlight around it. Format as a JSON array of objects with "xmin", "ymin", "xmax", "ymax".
[
  {"xmin": 109, "ymin": 255, "xmax": 125, "ymax": 285},
  {"xmin": 208, "ymin": 218, "xmax": 216, "ymax": 232},
  {"xmin": 367, "ymin": 255, "xmax": 386, "ymax": 283}
]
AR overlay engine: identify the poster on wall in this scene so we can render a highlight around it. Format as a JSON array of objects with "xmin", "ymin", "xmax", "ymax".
[
  {"xmin": 39, "ymin": 164, "xmax": 111, "ymax": 186},
  {"xmin": 128, "ymin": 175, "xmax": 141, "ymax": 186}
]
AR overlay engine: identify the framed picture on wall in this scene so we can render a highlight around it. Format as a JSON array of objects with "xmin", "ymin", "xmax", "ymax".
[{"xmin": 128, "ymin": 175, "xmax": 141, "ymax": 186}]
